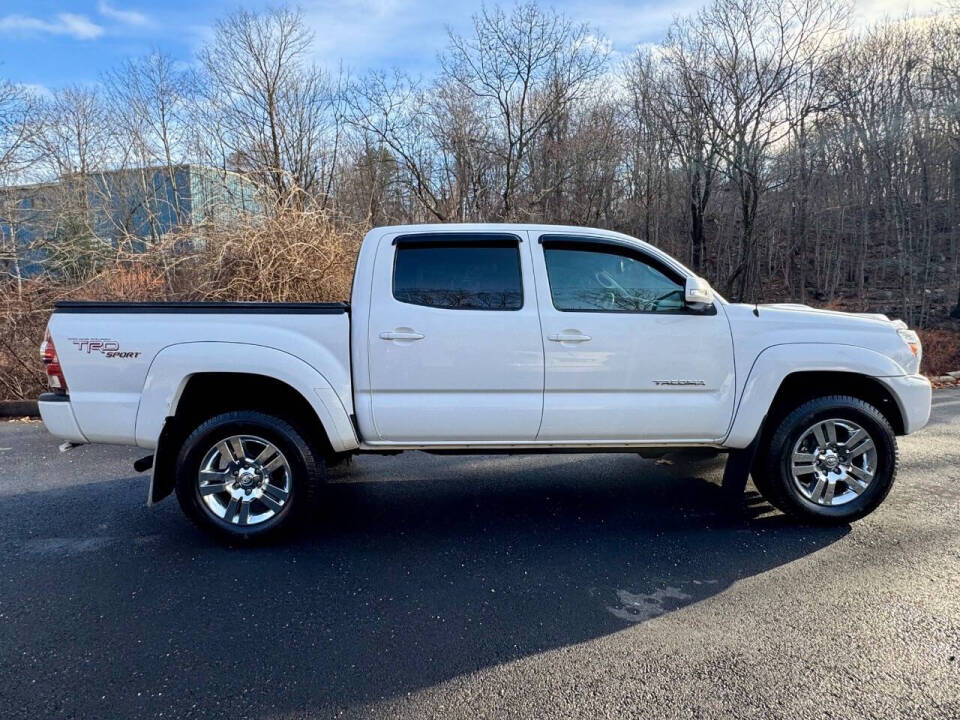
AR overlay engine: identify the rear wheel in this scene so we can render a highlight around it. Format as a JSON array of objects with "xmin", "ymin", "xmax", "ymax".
[
  {"xmin": 754, "ymin": 395, "xmax": 898, "ymax": 524},
  {"xmin": 174, "ymin": 411, "xmax": 323, "ymax": 541}
]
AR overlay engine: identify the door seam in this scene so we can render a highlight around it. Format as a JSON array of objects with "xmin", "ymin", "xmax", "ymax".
[{"xmin": 526, "ymin": 230, "xmax": 548, "ymax": 440}]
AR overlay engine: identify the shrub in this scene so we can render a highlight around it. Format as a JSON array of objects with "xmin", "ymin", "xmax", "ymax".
[
  {"xmin": 0, "ymin": 209, "xmax": 367, "ymax": 400},
  {"xmin": 0, "ymin": 282, "xmax": 57, "ymax": 400},
  {"xmin": 918, "ymin": 329, "xmax": 960, "ymax": 378}
]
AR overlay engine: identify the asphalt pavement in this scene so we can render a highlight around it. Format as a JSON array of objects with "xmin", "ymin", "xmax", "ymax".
[{"xmin": 1, "ymin": 391, "xmax": 958, "ymax": 719}]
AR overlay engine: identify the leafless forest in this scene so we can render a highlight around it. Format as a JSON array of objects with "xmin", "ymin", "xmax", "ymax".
[{"xmin": 2, "ymin": 0, "xmax": 960, "ymax": 398}]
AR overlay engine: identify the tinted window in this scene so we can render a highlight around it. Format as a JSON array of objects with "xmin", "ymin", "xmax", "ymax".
[
  {"xmin": 543, "ymin": 240, "xmax": 684, "ymax": 312},
  {"xmin": 393, "ymin": 239, "xmax": 523, "ymax": 310}
]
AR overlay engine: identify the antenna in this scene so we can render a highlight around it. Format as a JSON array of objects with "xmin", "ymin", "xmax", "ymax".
[{"xmin": 752, "ymin": 267, "xmax": 762, "ymax": 317}]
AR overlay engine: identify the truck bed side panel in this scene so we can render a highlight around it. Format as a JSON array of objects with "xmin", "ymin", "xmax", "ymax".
[{"xmin": 49, "ymin": 303, "xmax": 352, "ymax": 447}]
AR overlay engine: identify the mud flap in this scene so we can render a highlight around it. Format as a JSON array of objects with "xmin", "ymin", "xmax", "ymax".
[
  {"xmin": 721, "ymin": 434, "xmax": 762, "ymax": 503},
  {"xmin": 147, "ymin": 417, "xmax": 178, "ymax": 506}
]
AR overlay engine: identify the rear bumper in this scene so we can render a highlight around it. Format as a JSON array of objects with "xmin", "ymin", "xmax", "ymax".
[
  {"xmin": 878, "ymin": 374, "xmax": 932, "ymax": 435},
  {"xmin": 37, "ymin": 393, "xmax": 88, "ymax": 444}
]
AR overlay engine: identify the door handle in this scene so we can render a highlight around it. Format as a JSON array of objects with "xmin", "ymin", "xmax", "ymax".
[
  {"xmin": 548, "ymin": 331, "xmax": 591, "ymax": 343},
  {"xmin": 379, "ymin": 330, "xmax": 425, "ymax": 341}
]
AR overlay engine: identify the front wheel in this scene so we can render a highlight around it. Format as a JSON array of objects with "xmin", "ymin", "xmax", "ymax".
[
  {"xmin": 754, "ymin": 395, "xmax": 898, "ymax": 524},
  {"xmin": 174, "ymin": 411, "xmax": 323, "ymax": 541}
]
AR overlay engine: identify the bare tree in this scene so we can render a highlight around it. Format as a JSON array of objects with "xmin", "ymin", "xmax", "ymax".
[
  {"xmin": 33, "ymin": 85, "xmax": 109, "ymax": 179},
  {"xmin": 672, "ymin": 0, "xmax": 849, "ymax": 300},
  {"xmin": 199, "ymin": 6, "xmax": 335, "ymax": 203},
  {"xmin": 4, "ymin": 0, "xmax": 960, "ymax": 333},
  {"xmin": 103, "ymin": 51, "xmax": 196, "ymax": 237},
  {"xmin": 930, "ymin": 8, "xmax": 960, "ymax": 317},
  {"xmin": 0, "ymin": 79, "xmax": 40, "ymax": 297},
  {"xmin": 650, "ymin": 35, "xmax": 724, "ymax": 273},
  {"xmin": 0, "ymin": 80, "xmax": 37, "ymax": 182},
  {"xmin": 439, "ymin": 2, "xmax": 609, "ymax": 218},
  {"xmin": 347, "ymin": 69, "xmax": 451, "ymax": 221},
  {"xmin": 29, "ymin": 84, "xmax": 110, "ymax": 260}
]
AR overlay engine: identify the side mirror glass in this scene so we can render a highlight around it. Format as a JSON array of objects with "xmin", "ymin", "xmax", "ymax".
[{"xmin": 684, "ymin": 276, "xmax": 714, "ymax": 308}]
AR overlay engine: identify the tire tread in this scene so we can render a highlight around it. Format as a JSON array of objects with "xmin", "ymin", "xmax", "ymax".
[
  {"xmin": 174, "ymin": 410, "xmax": 324, "ymax": 542},
  {"xmin": 755, "ymin": 394, "xmax": 898, "ymax": 524}
]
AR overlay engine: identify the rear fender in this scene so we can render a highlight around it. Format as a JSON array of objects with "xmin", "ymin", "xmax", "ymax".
[{"xmin": 136, "ymin": 342, "xmax": 359, "ymax": 452}]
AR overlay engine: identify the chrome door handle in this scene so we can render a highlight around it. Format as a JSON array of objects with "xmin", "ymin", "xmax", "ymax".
[
  {"xmin": 548, "ymin": 332, "xmax": 591, "ymax": 343},
  {"xmin": 379, "ymin": 330, "xmax": 425, "ymax": 341}
]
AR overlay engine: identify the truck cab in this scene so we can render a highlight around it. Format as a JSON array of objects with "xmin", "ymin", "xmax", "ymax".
[{"xmin": 352, "ymin": 226, "xmax": 735, "ymax": 446}]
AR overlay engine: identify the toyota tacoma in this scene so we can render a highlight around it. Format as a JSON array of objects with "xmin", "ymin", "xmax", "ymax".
[{"xmin": 37, "ymin": 224, "xmax": 931, "ymax": 540}]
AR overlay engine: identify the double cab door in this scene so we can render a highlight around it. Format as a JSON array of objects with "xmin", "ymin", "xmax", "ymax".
[
  {"xmin": 530, "ymin": 233, "xmax": 735, "ymax": 442},
  {"xmin": 364, "ymin": 232, "xmax": 544, "ymax": 442},
  {"xmin": 365, "ymin": 229, "xmax": 735, "ymax": 445}
]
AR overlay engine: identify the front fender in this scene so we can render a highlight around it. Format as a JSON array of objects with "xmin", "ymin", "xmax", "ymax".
[
  {"xmin": 724, "ymin": 343, "xmax": 906, "ymax": 448},
  {"xmin": 135, "ymin": 342, "xmax": 359, "ymax": 453}
]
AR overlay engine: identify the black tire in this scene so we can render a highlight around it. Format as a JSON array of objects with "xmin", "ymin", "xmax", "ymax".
[
  {"xmin": 174, "ymin": 411, "xmax": 323, "ymax": 542},
  {"xmin": 754, "ymin": 395, "xmax": 898, "ymax": 525}
]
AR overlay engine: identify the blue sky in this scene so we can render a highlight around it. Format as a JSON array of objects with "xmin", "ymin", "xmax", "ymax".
[{"xmin": 0, "ymin": 0, "xmax": 943, "ymax": 93}]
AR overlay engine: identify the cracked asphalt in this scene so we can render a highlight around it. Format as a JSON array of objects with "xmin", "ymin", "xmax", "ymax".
[{"xmin": 0, "ymin": 390, "xmax": 958, "ymax": 719}]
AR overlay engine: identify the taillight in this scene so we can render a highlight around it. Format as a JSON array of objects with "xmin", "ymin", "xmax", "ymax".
[{"xmin": 41, "ymin": 328, "xmax": 68, "ymax": 393}]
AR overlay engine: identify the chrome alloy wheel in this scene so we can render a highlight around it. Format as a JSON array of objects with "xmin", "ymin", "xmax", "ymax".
[
  {"xmin": 790, "ymin": 419, "xmax": 877, "ymax": 507},
  {"xmin": 197, "ymin": 435, "xmax": 292, "ymax": 526}
]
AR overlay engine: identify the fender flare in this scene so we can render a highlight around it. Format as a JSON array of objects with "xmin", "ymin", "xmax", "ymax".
[
  {"xmin": 724, "ymin": 343, "xmax": 905, "ymax": 448},
  {"xmin": 135, "ymin": 341, "xmax": 359, "ymax": 453}
]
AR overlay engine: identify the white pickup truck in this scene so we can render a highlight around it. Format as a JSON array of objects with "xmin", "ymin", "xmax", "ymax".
[{"xmin": 38, "ymin": 224, "xmax": 931, "ymax": 540}]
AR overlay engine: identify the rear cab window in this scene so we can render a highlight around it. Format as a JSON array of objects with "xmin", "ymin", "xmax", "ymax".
[{"xmin": 392, "ymin": 235, "xmax": 523, "ymax": 310}]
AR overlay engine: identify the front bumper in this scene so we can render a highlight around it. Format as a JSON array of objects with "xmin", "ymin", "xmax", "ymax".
[
  {"xmin": 878, "ymin": 374, "xmax": 932, "ymax": 435},
  {"xmin": 37, "ymin": 393, "xmax": 88, "ymax": 444}
]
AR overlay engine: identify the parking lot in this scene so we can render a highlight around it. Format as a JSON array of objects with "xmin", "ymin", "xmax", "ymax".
[{"xmin": 1, "ymin": 391, "xmax": 958, "ymax": 719}]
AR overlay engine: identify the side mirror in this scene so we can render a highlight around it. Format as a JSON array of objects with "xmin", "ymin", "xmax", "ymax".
[{"xmin": 684, "ymin": 276, "xmax": 714, "ymax": 309}]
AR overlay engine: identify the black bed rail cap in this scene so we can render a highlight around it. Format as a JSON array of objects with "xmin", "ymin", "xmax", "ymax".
[{"xmin": 53, "ymin": 300, "xmax": 349, "ymax": 315}]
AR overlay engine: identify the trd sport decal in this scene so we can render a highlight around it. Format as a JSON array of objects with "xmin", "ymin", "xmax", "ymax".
[{"xmin": 69, "ymin": 338, "xmax": 141, "ymax": 359}]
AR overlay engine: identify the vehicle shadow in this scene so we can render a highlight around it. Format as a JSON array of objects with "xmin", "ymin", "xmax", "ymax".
[{"xmin": 1, "ymin": 451, "xmax": 848, "ymax": 718}]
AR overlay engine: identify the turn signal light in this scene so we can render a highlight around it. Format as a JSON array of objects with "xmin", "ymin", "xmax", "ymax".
[
  {"xmin": 896, "ymin": 327, "xmax": 922, "ymax": 373},
  {"xmin": 897, "ymin": 328, "xmax": 921, "ymax": 356}
]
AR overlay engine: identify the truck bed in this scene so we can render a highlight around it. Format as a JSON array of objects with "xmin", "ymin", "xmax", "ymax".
[{"xmin": 44, "ymin": 300, "xmax": 354, "ymax": 449}]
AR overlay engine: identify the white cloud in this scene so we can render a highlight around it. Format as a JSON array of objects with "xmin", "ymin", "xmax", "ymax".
[
  {"xmin": 574, "ymin": 0, "xmax": 952, "ymax": 50},
  {"xmin": 97, "ymin": 1, "xmax": 149, "ymax": 27},
  {"xmin": 200, "ymin": 0, "xmax": 956, "ymax": 78},
  {"xmin": 0, "ymin": 13, "xmax": 104, "ymax": 40},
  {"xmin": 299, "ymin": 0, "xmax": 453, "ymax": 71},
  {"xmin": 294, "ymin": 0, "xmax": 719, "ymax": 73},
  {"xmin": 295, "ymin": 0, "xmax": 696, "ymax": 73},
  {"xmin": 19, "ymin": 83, "xmax": 54, "ymax": 100},
  {"xmin": 852, "ymin": 0, "xmax": 945, "ymax": 25},
  {"xmin": 566, "ymin": 0, "xmax": 706, "ymax": 50},
  {"xmin": 57, "ymin": 14, "xmax": 104, "ymax": 39}
]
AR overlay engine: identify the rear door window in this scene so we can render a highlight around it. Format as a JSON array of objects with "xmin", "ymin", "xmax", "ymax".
[{"xmin": 393, "ymin": 237, "xmax": 523, "ymax": 310}]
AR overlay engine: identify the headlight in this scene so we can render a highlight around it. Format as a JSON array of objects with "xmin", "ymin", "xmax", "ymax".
[{"xmin": 896, "ymin": 327, "xmax": 922, "ymax": 371}]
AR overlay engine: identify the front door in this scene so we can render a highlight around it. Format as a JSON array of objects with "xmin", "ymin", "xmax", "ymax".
[
  {"xmin": 365, "ymin": 232, "xmax": 544, "ymax": 443},
  {"xmin": 531, "ymin": 233, "xmax": 735, "ymax": 443}
]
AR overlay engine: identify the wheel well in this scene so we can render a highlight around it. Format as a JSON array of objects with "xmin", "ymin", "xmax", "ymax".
[
  {"xmin": 149, "ymin": 373, "xmax": 335, "ymax": 506},
  {"xmin": 172, "ymin": 373, "xmax": 334, "ymax": 456},
  {"xmin": 765, "ymin": 371, "xmax": 905, "ymax": 437}
]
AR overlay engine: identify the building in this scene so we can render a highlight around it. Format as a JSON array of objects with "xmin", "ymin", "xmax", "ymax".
[{"xmin": 0, "ymin": 164, "xmax": 261, "ymax": 279}]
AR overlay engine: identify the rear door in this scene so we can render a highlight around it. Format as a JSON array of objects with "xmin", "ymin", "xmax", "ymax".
[
  {"xmin": 365, "ymin": 232, "xmax": 544, "ymax": 443},
  {"xmin": 531, "ymin": 233, "xmax": 735, "ymax": 443}
]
